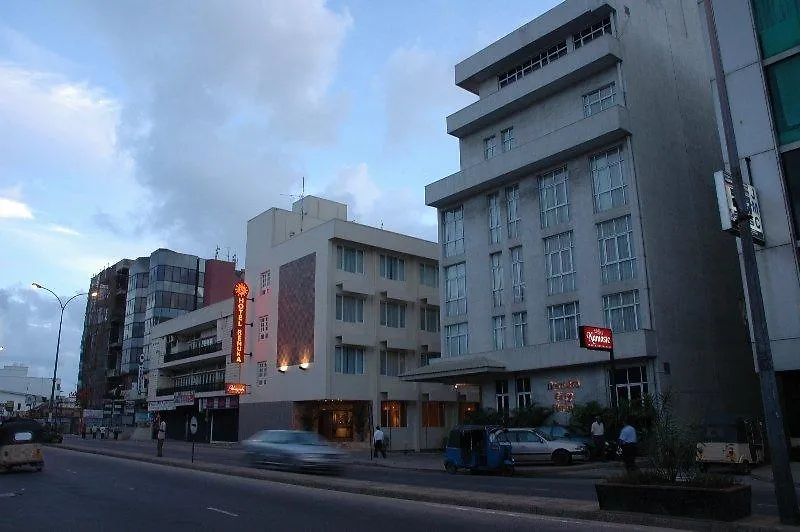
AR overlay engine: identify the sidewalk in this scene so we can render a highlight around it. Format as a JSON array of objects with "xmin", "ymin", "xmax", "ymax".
[{"xmin": 751, "ymin": 462, "xmax": 800, "ymax": 487}]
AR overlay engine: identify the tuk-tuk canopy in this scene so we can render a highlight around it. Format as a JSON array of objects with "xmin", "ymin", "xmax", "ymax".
[{"xmin": 0, "ymin": 418, "xmax": 44, "ymax": 445}]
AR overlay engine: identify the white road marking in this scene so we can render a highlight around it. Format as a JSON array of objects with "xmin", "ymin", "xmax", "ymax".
[
  {"xmin": 206, "ymin": 507, "xmax": 239, "ymax": 517},
  {"xmin": 66, "ymin": 469, "xmax": 78, "ymax": 475},
  {"xmin": 0, "ymin": 492, "xmax": 19, "ymax": 499}
]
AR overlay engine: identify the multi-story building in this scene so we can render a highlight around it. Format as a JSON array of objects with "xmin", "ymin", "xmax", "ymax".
[
  {"xmin": 405, "ymin": 0, "xmax": 761, "ymax": 423},
  {"xmin": 0, "ymin": 364, "xmax": 60, "ymax": 416},
  {"xmin": 700, "ymin": 0, "xmax": 800, "ymax": 444},
  {"xmin": 78, "ymin": 259, "xmax": 132, "ymax": 408},
  {"xmin": 147, "ymin": 298, "xmax": 240, "ymax": 442},
  {"xmin": 239, "ymin": 196, "xmax": 467, "ymax": 450}
]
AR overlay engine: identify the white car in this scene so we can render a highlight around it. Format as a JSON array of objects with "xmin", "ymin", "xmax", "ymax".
[{"xmin": 504, "ymin": 428, "xmax": 589, "ymax": 466}]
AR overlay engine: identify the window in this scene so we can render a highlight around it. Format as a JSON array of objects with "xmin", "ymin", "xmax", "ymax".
[
  {"xmin": 512, "ymin": 312, "xmax": 528, "ymax": 348},
  {"xmin": 544, "ymin": 232, "xmax": 576, "ymax": 294},
  {"xmin": 380, "ymin": 350, "xmax": 406, "ymax": 377},
  {"xmin": 484, "ymin": 135, "xmax": 497, "ymax": 159},
  {"xmin": 444, "ymin": 263, "xmax": 467, "ymax": 316},
  {"xmin": 506, "ymin": 184, "xmax": 520, "ymax": 239},
  {"xmin": 492, "ymin": 315, "xmax": 506, "ymax": 350},
  {"xmin": 335, "ymin": 346, "xmax": 364, "ymax": 374},
  {"xmin": 765, "ymin": 55, "xmax": 800, "ymax": 145},
  {"xmin": 751, "ymin": 0, "xmax": 800, "ymax": 58},
  {"xmin": 380, "ymin": 254, "xmax": 405, "ymax": 281},
  {"xmin": 598, "ymin": 215, "xmax": 636, "ymax": 284},
  {"xmin": 258, "ymin": 315, "xmax": 269, "ymax": 340},
  {"xmin": 614, "ymin": 366, "xmax": 649, "ymax": 403},
  {"xmin": 490, "ymin": 252, "xmax": 504, "ymax": 307},
  {"xmin": 591, "ymin": 147, "xmax": 627, "ymax": 212},
  {"xmin": 603, "ymin": 290, "xmax": 641, "ymax": 333},
  {"xmin": 539, "ymin": 167, "xmax": 570, "ymax": 228},
  {"xmin": 443, "ymin": 206, "xmax": 465, "ymax": 257},
  {"xmin": 781, "ymin": 148, "xmax": 800, "ymax": 234},
  {"xmin": 516, "ymin": 377, "xmax": 532, "ymax": 408},
  {"xmin": 336, "ymin": 246, "xmax": 364, "ymax": 274},
  {"xmin": 257, "ymin": 361, "xmax": 268, "ymax": 386},
  {"xmin": 381, "ymin": 401, "xmax": 407, "ymax": 428},
  {"xmin": 498, "ymin": 40, "xmax": 568, "ymax": 88},
  {"xmin": 496, "ymin": 380, "xmax": 510, "ymax": 414},
  {"xmin": 336, "ymin": 295, "xmax": 364, "ymax": 323},
  {"xmin": 501, "ymin": 127, "xmax": 514, "ymax": 152},
  {"xmin": 380, "ymin": 301, "xmax": 407, "ymax": 328},
  {"xmin": 488, "ymin": 192, "xmax": 501, "ymax": 244},
  {"xmin": 583, "ymin": 83, "xmax": 616, "ymax": 117},
  {"xmin": 573, "ymin": 16, "xmax": 612, "ymax": 48},
  {"xmin": 419, "ymin": 263, "xmax": 439, "ymax": 287},
  {"xmin": 259, "ymin": 271, "xmax": 268, "ymax": 293},
  {"xmin": 548, "ymin": 302, "xmax": 580, "ymax": 342},
  {"xmin": 420, "ymin": 351, "xmax": 441, "ymax": 367},
  {"xmin": 510, "ymin": 246, "xmax": 525, "ymax": 302},
  {"xmin": 422, "ymin": 401, "xmax": 445, "ymax": 427},
  {"xmin": 420, "ymin": 306, "xmax": 440, "ymax": 333},
  {"xmin": 445, "ymin": 322, "xmax": 469, "ymax": 356}
]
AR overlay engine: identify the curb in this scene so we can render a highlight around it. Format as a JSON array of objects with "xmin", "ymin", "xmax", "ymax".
[
  {"xmin": 49, "ymin": 444, "xmax": 789, "ymax": 531},
  {"xmin": 349, "ymin": 459, "xmax": 617, "ymax": 480}
]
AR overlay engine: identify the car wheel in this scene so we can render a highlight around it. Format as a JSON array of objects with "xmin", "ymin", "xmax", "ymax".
[
  {"xmin": 445, "ymin": 462, "xmax": 457, "ymax": 475},
  {"xmin": 552, "ymin": 450, "xmax": 572, "ymax": 466}
]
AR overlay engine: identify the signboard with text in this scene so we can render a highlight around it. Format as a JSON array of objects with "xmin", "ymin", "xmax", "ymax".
[
  {"xmin": 578, "ymin": 325, "xmax": 613, "ymax": 351},
  {"xmin": 714, "ymin": 170, "xmax": 765, "ymax": 245},
  {"xmin": 225, "ymin": 383, "xmax": 248, "ymax": 396},
  {"xmin": 231, "ymin": 281, "xmax": 250, "ymax": 364}
]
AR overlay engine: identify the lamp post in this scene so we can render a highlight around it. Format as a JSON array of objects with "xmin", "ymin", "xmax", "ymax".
[{"xmin": 32, "ymin": 282, "xmax": 97, "ymax": 422}]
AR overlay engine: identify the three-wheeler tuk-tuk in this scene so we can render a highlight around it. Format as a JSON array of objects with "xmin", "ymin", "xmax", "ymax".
[
  {"xmin": 444, "ymin": 425, "xmax": 514, "ymax": 475},
  {"xmin": 696, "ymin": 417, "xmax": 764, "ymax": 474},
  {"xmin": 0, "ymin": 417, "xmax": 45, "ymax": 473}
]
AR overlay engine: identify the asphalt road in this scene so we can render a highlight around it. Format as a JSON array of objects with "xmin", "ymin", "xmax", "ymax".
[
  {"xmin": 59, "ymin": 437, "xmax": 790, "ymax": 516},
  {"xmin": 0, "ymin": 448, "xmax": 674, "ymax": 532}
]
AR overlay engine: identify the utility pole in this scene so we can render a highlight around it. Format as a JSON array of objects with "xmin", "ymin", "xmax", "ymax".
[{"xmin": 703, "ymin": 0, "xmax": 799, "ymax": 524}]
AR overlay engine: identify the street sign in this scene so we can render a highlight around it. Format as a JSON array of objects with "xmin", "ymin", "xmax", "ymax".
[{"xmin": 190, "ymin": 416, "xmax": 198, "ymax": 435}]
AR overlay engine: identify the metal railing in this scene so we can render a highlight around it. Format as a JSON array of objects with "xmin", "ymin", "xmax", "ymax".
[
  {"xmin": 164, "ymin": 341, "xmax": 223, "ymax": 363},
  {"xmin": 155, "ymin": 381, "xmax": 225, "ymax": 397}
]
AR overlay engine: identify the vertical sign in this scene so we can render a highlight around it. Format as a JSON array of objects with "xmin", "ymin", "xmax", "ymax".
[{"xmin": 232, "ymin": 281, "xmax": 250, "ymax": 364}]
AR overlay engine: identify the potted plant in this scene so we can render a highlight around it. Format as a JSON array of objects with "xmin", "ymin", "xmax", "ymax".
[{"xmin": 595, "ymin": 393, "xmax": 751, "ymax": 521}]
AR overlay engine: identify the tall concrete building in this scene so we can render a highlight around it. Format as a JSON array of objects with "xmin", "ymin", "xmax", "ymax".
[
  {"xmin": 404, "ymin": 0, "xmax": 760, "ymax": 422},
  {"xmin": 239, "ymin": 197, "xmax": 470, "ymax": 450},
  {"xmin": 700, "ymin": 0, "xmax": 800, "ymax": 445}
]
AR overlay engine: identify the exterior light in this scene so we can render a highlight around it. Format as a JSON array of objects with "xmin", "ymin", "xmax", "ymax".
[
  {"xmin": 32, "ymin": 282, "xmax": 42, "ymax": 289},
  {"xmin": 90, "ymin": 291, "xmax": 98, "ymax": 297},
  {"xmin": 299, "ymin": 362, "xmax": 309, "ymax": 370},
  {"xmin": 278, "ymin": 364, "xmax": 288, "ymax": 373}
]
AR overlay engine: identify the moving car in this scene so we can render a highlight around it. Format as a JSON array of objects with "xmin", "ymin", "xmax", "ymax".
[
  {"xmin": 242, "ymin": 430, "xmax": 347, "ymax": 474},
  {"xmin": 505, "ymin": 428, "xmax": 589, "ymax": 466},
  {"xmin": 0, "ymin": 417, "xmax": 45, "ymax": 472}
]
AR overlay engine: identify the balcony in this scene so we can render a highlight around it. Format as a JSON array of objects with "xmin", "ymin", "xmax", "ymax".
[
  {"xmin": 164, "ymin": 341, "xmax": 223, "ymax": 363},
  {"xmin": 427, "ymin": 104, "xmax": 631, "ymax": 208},
  {"xmin": 155, "ymin": 381, "xmax": 225, "ymax": 397}
]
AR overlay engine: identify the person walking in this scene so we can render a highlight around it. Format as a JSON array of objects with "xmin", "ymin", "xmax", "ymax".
[
  {"xmin": 373, "ymin": 425, "xmax": 387, "ymax": 458},
  {"xmin": 156, "ymin": 417, "xmax": 167, "ymax": 457},
  {"xmin": 590, "ymin": 417, "xmax": 605, "ymax": 460},
  {"xmin": 80, "ymin": 422, "xmax": 87, "ymax": 440},
  {"xmin": 619, "ymin": 418, "xmax": 638, "ymax": 472}
]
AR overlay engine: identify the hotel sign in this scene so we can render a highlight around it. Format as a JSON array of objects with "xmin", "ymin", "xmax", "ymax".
[
  {"xmin": 231, "ymin": 281, "xmax": 250, "ymax": 364},
  {"xmin": 714, "ymin": 171, "xmax": 765, "ymax": 245},
  {"xmin": 225, "ymin": 383, "xmax": 248, "ymax": 396},
  {"xmin": 579, "ymin": 325, "xmax": 613, "ymax": 352}
]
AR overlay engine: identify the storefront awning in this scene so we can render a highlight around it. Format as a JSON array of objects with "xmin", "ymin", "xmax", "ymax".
[{"xmin": 400, "ymin": 356, "xmax": 506, "ymax": 384}]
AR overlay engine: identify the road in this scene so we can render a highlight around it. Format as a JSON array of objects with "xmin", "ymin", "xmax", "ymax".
[
  {"xmin": 59, "ymin": 437, "xmax": 790, "ymax": 517},
  {"xmin": 0, "ymin": 448, "xmax": 674, "ymax": 532}
]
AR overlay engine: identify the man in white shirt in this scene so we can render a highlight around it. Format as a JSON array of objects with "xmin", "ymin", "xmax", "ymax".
[
  {"xmin": 618, "ymin": 419, "xmax": 637, "ymax": 472},
  {"xmin": 590, "ymin": 417, "xmax": 605, "ymax": 459},
  {"xmin": 373, "ymin": 426, "xmax": 387, "ymax": 458},
  {"xmin": 156, "ymin": 417, "xmax": 167, "ymax": 457}
]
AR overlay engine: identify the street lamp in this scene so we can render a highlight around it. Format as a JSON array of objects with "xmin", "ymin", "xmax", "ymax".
[{"xmin": 32, "ymin": 282, "xmax": 98, "ymax": 421}]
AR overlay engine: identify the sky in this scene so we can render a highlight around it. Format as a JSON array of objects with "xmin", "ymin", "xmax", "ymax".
[{"xmin": 0, "ymin": 0, "xmax": 563, "ymax": 393}]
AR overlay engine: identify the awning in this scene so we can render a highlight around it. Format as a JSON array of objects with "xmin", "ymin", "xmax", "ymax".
[{"xmin": 400, "ymin": 356, "xmax": 506, "ymax": 383}]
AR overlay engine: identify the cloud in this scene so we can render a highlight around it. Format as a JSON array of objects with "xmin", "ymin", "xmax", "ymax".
[
  {"xmin": 0, "ymin": 197, "xmax": 33, "ymax": 219},
  {"xmin": 47, "ymin": 224, "xmax": 81, "ymax": 237}
]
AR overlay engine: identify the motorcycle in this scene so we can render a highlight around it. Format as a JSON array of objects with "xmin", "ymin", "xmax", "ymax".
[{"xmin": 603, "ymin": 440, "xmax": 622, "ymax": 461}]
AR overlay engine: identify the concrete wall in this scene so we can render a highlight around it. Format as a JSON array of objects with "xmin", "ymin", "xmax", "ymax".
[
  {"xmin": 203, "ymin": 260, "xmax": 241, "ymax": 307},
  {"xmin": 238, "ymin": 401, "xmax": 294, "ymax": 440}
]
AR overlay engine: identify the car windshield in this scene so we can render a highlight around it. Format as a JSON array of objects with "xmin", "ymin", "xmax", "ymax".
[
  {"xmin": 253, "ymin": 430, "xmax": 324, "ymax": 445},
  {"xmin": 286, "ymin": 431, "xmax": 324, "ymax": 445},
  {"xmin": 535, "ymin": 429, "xmax": 556, "ymax": 441}
]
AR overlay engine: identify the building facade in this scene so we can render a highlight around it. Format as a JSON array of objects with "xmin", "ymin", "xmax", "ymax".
[
  {"xmin": 147, "ymin": 298, "xmax": 241, "ymax": 442},
  {"xmin": 0, "ymin": 364, "xmax": 60, "ymax": 416},
  {"xmin": 406, "ymin": 0, "xmax": 761, "ymax": 423},
  {"xmin": 700, "ymin": 0, "xmax": 800, "ymax": 443},
  {"xmin": 239, "ymin": 196, "xmax": 470, "ymax": 450},
  {"xmin": 78, "ymin": 259, "xmax": 132, "ymax": 408}
]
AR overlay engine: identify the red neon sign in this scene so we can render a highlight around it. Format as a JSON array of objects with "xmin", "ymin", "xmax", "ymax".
[
  {"xmin": 231, "ymin": 281, "xmax": 249, "ymax": 364},
  {"xmin": 579, "ymin": 325, "xmax": 613, "ymax": 351},
  {"xmin": 225, "ymin": 383, "xmax": 248, "ymax": 395}
]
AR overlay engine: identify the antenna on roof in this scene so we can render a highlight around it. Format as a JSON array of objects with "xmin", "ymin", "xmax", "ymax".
[
  {"xmin": 281, "ymin": 176, "xmax": 308, "ymax": 233},
  {"xmin": 215, "ymin": 246, "xmax": 220, "ymax": 260}
]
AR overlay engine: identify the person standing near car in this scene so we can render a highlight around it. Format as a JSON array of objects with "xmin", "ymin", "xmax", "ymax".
[
  {"xmin": 373, "ymin": 426, "xmax": 387, "ymax": 458},
  {"xmin": 156, "ymin": 417, "xmax": 166, "ymax": 457},
  {"xmin": 590, "ymin": 417, "xmax": 605, "ymax": 459},
  {"xmin": 619, "ymin": 418, "xmax": 638, "ymax": 472}
]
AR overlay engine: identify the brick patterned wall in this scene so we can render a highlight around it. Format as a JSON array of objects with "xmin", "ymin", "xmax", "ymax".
[{"xmin": 276, "ymin": 253, "xmax": 316, "ymax": 367}]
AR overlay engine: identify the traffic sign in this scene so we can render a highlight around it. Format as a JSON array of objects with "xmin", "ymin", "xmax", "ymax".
[{"xmin": 190, "ymin": 416, "xmax": 198, "ymax": 435}]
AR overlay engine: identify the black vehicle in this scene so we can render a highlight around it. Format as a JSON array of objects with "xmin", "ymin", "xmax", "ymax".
[{"xmin": 0, "ymin": 417, "xmax": 45, "ymax": 472}]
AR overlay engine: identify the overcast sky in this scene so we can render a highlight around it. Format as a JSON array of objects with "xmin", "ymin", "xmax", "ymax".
[{"xmin": 0, "ymin": 0, "xmax": 563, "ymax": 392}]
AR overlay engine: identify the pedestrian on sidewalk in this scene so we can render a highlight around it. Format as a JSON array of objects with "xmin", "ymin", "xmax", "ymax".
[
  {"xmin": 590, "ymin": 417, "xmax": 605, "ymax": 459},
  {"xmin": 619, "ymin": 418, "xmax": 638, "ymax": 473},
  {"xmin": 81, "ymin": 423, "xmax": 87, "ymax": 440},
  {"xmin": 156, "ymin": 417, "xmax": 166, "ymax": 457},
  {"xmin": 91, "ymin": 426, "xmax": 97, "ymax": 439},
  {"xmin": 373, "ymin": 426, "xmax": 387, "ymax": 458}
]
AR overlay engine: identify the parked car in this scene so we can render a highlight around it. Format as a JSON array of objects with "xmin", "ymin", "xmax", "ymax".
[
  {"xmin": 505, "ymin": 428, "xmax": 589, "ymax": 466},
  {"xmin": 242, "ymin": 430, "xmax": 347, "ymax": 474},
  {"xmin": 535, "ymin": 425, "xmax": 593, "ymax": 449}
]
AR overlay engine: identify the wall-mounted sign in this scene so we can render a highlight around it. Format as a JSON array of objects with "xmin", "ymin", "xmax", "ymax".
[
  {"xmin": 547, "ymin": 379, "xmax": 581, "ymax": 413},
  {"xmin": 225, "ymin": 383, "xmax": 248, "ymax": 396},
  {"xmin": 714, "ymin": 170, "xmax": 765, "ymax": 245},
  {"xmin": 547, "ymin": 379, "xmax": 581, "ymax": 391},
  {"xmin": 173, "ymin": 391, "xmax": 195, "ymax": 407},
  {"xmin": 232, "ymin": 281, "xmax": 250, "ymax": 364},
  {"xmin": 579, "ymin": 325, "xmax": 613, "ymax": 352}
]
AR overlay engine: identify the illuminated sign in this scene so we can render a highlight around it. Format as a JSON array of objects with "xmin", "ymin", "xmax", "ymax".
[
  {"xmin": 225, "ymin": 383, "xmax": 248, "ymax": 395},
  {"xmin": 548, "ymin": 379, "xmax": 581, "ymax": 413},
  {"xmin": 579, "ymin": 325, "xmax": 613, "ymax": 352},
  {"xmin": 231, "ymin": 281, "xmax": 250, "ymax": 364}
]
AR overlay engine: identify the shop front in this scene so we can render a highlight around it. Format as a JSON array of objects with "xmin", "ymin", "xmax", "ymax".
[{"xmin": 198, "ymin": 395, "xmax": 239, "ymax": 442}]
